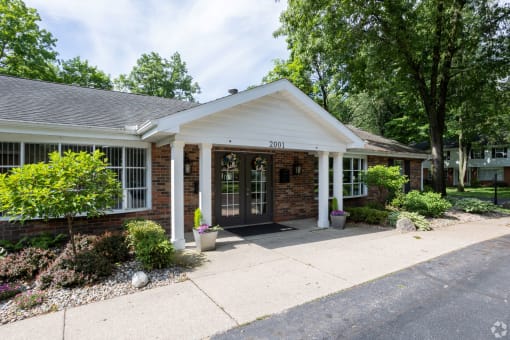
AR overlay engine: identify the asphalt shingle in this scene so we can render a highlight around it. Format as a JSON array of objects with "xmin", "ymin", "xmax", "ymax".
[{"xmin": 0, "ymin": 75, "xmax": 198, "ymax": 130}]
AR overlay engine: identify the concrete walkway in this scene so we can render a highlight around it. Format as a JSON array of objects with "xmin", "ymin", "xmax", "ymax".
[{"xmin": 2, "ymin": 217, "xmax": 510, "ymax": 340}]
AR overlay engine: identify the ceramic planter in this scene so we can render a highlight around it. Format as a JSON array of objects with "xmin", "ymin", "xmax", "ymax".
[
  {"xmin": 193, "ymin": 229, "xmax": 218, "ymax": 252},
  {"xmin": 330, "ymin": 215, "xmax": 346, "ymax": 229}
]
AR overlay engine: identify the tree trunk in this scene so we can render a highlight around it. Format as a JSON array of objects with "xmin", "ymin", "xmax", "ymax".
[
  {"xmin": 67, "ymin": 215, "xmax": 77, "ymax": 258},
  {"xmin": 457, "ymin": 134, "xmax": 471, "ymax": 192},
  {"xmin": 429, "ymin": 118, "xmax": 446, "ymax": 196}
]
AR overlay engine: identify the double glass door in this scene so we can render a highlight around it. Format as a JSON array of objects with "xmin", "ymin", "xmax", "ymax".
[{"xmin": 215, "ymin": 152, "xmax": 272, "ymax": 226}]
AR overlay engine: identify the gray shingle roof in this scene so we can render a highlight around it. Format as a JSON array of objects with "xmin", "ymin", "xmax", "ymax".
[
  {"xmin": 0, "ymin": 75, "xmax": 198, "ymax": 130},
  {"xmin": 346, "ymin": 125, "xmax": 428, "ymax": 156}
]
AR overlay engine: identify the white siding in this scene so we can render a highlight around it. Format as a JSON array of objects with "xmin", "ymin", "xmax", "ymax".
[{"xmin": 174, "ymin": 95, "xmax": 348, "ymax": 152}]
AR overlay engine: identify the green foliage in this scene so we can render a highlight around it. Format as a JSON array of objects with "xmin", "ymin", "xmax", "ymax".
[
  {"xmin": 125, "ymin": 219, "xmax": 174, "ymax": 270},
  {"xmin": 276, "ymin": 0, "xmax": 510, "ymax": 194},
  {"xmin": 0, "ymin": 150, "xmax": 122, "ymax": 256},
  {"xmin": 331, "ymin": 197, "xmax": 339, "ymax": 211},
  {"xmin": 0, "ymin": 233, "xmax": 66, "ymax": 253},
  {"xmin": 454, "ymin": 198, "xmax": 497, "ymax": 214},
  {"xmin": 0, "ymin": 0, "xmax": 58, "ymax": 80},
  {"xmin": 57, "ymin": 56, "xmax": 112, "ymax": 89},
  {"xmin": 13, "ymin": 291, "xmax": 45, "ymax": 309},
  {"xmin": 0, "ymin": 247, "xmax": 56, "ymax": 282},
  {"xmin": 115, "ymin": 51, "xmax": 200, "ymax": 101},
  {"xmin": 388, "ymin": 211, "xmax": 431, "ymax": 231},
  {"xmin": 93, "ymin": 232, "xmax": 130, "ymax": 263},
  {"xmin": 363, "ymin": 165, "xmax": 408, "ymax": 204},
  {"xmin": 194, "ymin": 208, "xmax": 203, "ymax": 228},
  {"xmin": 262, "ymin": 57, "xmax": 315, "ymax": 99},
  {"xmin": 347, "ymin": 207, "xmax": 388, "ymax": 225},
  {"xmin": 400, "ymin": 191, "xmax": 452, "ymax": 217}
]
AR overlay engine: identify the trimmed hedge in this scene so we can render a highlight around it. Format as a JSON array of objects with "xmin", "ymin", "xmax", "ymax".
[
  {"xmin": 347, "ymin": 207, "xmax": 388, "ymax": 225},
  {"xmin": 124, "ymin": 219, "xmax": 174, "ymax": 270},
  {"xmin": 399, "ymin": 191, "xmax": 451, "ymax": 217}
]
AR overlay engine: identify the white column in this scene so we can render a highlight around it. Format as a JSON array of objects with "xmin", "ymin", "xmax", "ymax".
[
  {"xmin": 199, "ymin": 143, "xmax": 212, "ymax": 225},
  {"xmin": 318, "ymin": 151, "xmax": 330, "ymax": 228},
  {"xmin": 332, "ymin": 152, "xmax": 344, "ymax": 210},
  {"xmin": 170, "ymin": 141, "xmax": 185, "ymax": 250}
]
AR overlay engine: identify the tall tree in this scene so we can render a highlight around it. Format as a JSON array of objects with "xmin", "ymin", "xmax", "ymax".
[
  {"xmin": 0, "ymin": 0, "xmax": 58, "ymax": 80},
  {"xmin": 115, "ymin": 51, "xmax": 200, "ymax": 101},
  {"xmin": 277, "ymin": 0, "xmax": 510, "ymax": 195},
  {"xmin": 57, "ymin": 57, "xmax": 113, "ymax": 90}
]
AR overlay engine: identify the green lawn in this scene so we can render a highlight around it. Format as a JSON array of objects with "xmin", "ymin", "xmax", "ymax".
[{"xmin": 446, "ymin": 186, "xmax": 510, "ymax": 200}]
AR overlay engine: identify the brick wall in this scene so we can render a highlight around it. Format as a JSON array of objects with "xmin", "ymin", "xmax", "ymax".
[{"xmin": 0, "ymin": 144, "xmax": 171, "ymax": 241}]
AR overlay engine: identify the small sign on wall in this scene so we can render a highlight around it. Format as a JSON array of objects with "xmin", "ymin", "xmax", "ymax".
[{"xmin": 279, "ymin": 168, "xmax": 290, "ymax": 183}]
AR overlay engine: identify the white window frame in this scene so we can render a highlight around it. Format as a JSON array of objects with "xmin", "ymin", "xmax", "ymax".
[
  {"xmin": 0, "ymin": 138, "xmax": 151, "ymax": 220},
  {"xmin": 343, "ymin": 156, "xmax": 368, "ymax": 198}
]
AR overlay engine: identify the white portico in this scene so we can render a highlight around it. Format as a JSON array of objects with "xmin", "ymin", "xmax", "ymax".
[{"xmin": 140, "ymin": 80, "xmax": 364, "ymax": 249}]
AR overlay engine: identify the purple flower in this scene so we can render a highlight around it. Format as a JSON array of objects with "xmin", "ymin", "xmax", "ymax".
[
  {"xmin": 197, "ymin": 224, "xmax": 210, "ymax": 234},
  {"xmin": 331, "ymin": 210, "xmax": 346, "ymax": 216}
]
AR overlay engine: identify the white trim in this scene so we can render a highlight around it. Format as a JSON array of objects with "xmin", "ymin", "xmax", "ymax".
[
  {"xmin": 199, "ymin": 143, "xmax": 212, "ymax": 225},
  {"xmin": 317, "ymin": 151, "xmax": 330, "ymax": 228},
  {"xmin": 145, "ymin": 80, "xmax": 364, "ymax": 149},
  {"xmin": 0, "ymin": 119, "xmax": 140, "ymax": 141},
  {"xmin": 0, "ymin": 133, "xmax": 150, "ymax": 148},
  {"xmin": 170, "ymin": 141, "xmax": 185, "ymax": 249}
]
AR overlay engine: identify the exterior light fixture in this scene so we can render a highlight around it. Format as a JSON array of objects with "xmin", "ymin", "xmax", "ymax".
[
  {"xmin": 293, "ymin": 158, "xmax": 302, "ymax": 176},
  {"xmin": 184, "ymin": 153, "xmax": 192, "ymax": 175}
]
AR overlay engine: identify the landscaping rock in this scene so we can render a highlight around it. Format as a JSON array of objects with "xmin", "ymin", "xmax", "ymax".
[
  {"xmin": 396, "ymin": 218, "xmax": 416, "ymax": 233},
  {"xmin": 131, "ymin": 271, "xmax": 149, "ymax": 288}
]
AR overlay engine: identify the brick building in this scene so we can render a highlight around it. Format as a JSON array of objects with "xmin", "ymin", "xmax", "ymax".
[{"xmin": 0, "ymin": 76, "xmax": 428, "ymax": 246}]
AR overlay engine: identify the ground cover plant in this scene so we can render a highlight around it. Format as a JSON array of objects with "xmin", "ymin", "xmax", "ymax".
[
  {"xmin": 453, "ymin": 198, "xmax": 498, "ymax": 214},
  {"xmin": 388, "ymin": 211, "xmax": 431, "ymax": 231},
  {"xmin": 396, "ymin": 190, "xmax": 451, "ymax": 217}
]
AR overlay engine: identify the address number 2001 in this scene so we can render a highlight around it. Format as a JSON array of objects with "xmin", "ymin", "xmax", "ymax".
[{"xmin": 269, "ymin": 141, "xmax": 285, "ymax": 149}]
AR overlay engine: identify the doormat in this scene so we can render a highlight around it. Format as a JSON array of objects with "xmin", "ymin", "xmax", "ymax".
[{"xmin": 226, "ymin": 223, "xmax": 297, "ymax": 237}]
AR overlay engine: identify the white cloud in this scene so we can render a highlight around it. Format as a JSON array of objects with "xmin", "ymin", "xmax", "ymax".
[{"xmin": 25, "ymin": 0, "xmax": 289, "ymax": 102}]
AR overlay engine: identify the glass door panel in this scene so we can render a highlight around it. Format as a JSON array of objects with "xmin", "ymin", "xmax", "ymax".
[{"xmin": 220, "ymin": 153, "xmax": 240, "ymax": 218}]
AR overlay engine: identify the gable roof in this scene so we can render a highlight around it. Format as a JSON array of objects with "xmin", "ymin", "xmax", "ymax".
[
  {"xmin": 149, "ymin": 79, "xmax": 365, "ymax": 149},
  {"xmin": 0, "ymin": 75, "xmax": 197, "ymax": 130},
  {"xmin": 346, "ymin": 125, "xmax": 429, "ymax": 159}
]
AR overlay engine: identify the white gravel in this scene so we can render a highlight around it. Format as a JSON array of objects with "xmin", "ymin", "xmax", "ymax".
[{"xmin": 0, "ymin": 260, "xmax": 187, "ymax": 325}]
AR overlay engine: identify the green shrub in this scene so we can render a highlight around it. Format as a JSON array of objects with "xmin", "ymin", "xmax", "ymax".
[
  {"xmin": 362, "ymin": 165, "xmax": 409, "ymax": 204},
  {"xmin": 347, "ymin": 207, "xmax": 388, "ymax": 225},
  {"xmin": 93, "ymin": 232, "xmax": 130, "ymax": 263},
  {"xmin": 13, "ymin": 291, "xmax": 45, "ymax": 309},
  {"xmin": 194, "ymin": 208, "xmax": 203, "ymax": 228},
  {"xmin": 454, "ymin": 198, "xmax": 497, "ymax": 214},
  {"xmin": 400, "ymin": 191, "xmax": 452, "ymax": 217},
  {"xmin": 0, "ymin": 247, "xmax": 56, "ymax": 282},
  {"xmin": 125, "ymin": 219, "xmax": 174, "ymax": 270},
  {"xmin": 388, "ymin": 211, "xmax": 431, "ymax": 231}
]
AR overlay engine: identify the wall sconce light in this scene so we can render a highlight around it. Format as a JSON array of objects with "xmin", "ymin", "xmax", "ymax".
[
  {"xmin": 293, "ymin": 158, "xmax": 302, "ymax": 176},
  {"xmin": 184, "ymin": 153, "xmax": 192, "ymax": 175}
]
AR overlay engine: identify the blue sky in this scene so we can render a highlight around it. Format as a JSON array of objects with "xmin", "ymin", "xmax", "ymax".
[{"xmin": 25, "ymin": 0, "xmax": 289, "ymax": 102}]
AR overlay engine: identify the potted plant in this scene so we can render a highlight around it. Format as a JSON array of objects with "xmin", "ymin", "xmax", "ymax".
[
  {"xmin": 192, "ymin": 208, "xmax": 223, "ymax": 252},
  {"xmin": 330, "ymin": 197, "xmax": 349, "ymax": 229}
]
